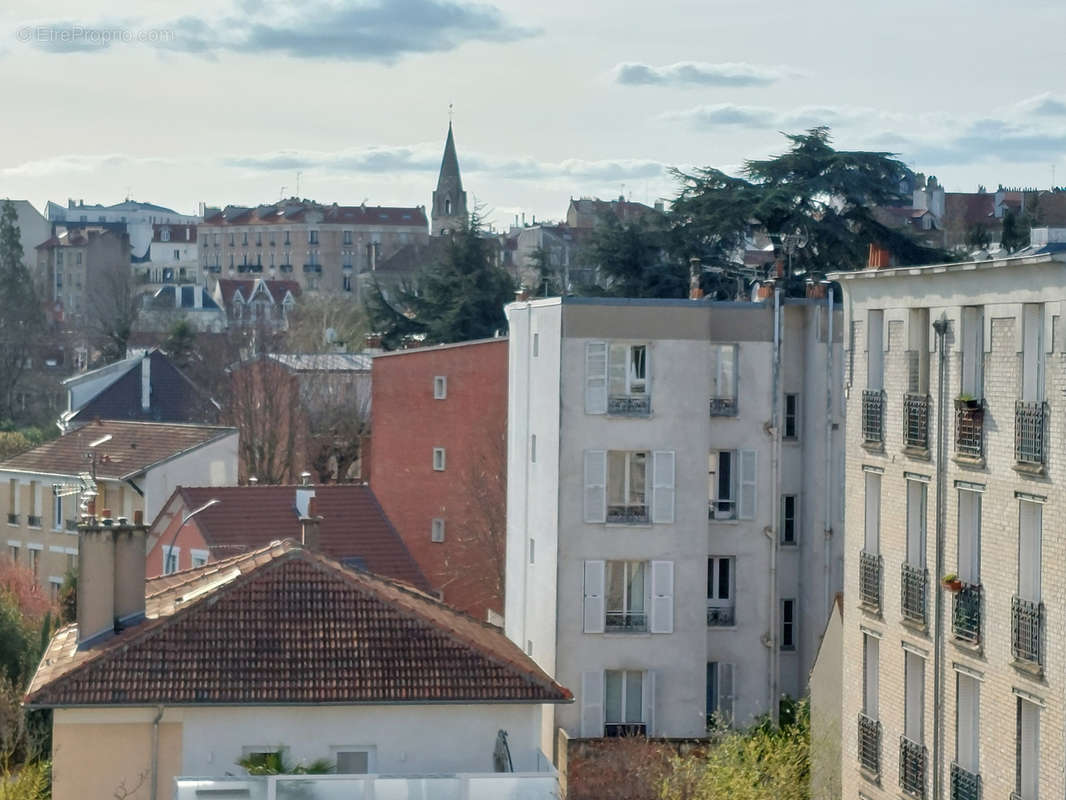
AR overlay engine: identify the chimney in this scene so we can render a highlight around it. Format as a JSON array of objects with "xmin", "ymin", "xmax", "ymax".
[
  {"xmin": 806, "ymin": 281, "xmax": 827, "ymax": 299},
  {"xmin": 295, "ymin": 482, "xmax": 315, "ymax": 517},
  {"xmin": 755, "ymin": 281, "xmax": 775, "ymax": 301},
  {"xmin": 514, "ymin": 287, "xmax": 532, "ymax": 302},
  {"xmin": 654, "ymin": 200, "xmax": 664, "ymax": 213},
  {"xmin": 688, "ymin": 257, "xmax": 704, "ymax": 300},
  {"xmin": 249, "ymin": 476, "xmax": 259, "ymax": 486},
  {"xmin": 300, "ymin": 496, "xmax": 322, "ymax": 550},
  {"xmin": 141, "ymin": 356, "xmax": 151, "ymax": 411},
  {"xmin": 77, "ymin": 510, "xmax": 149, "ymax": 645}
]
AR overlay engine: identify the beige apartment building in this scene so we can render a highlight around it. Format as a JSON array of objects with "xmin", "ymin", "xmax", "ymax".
[{"xmin": 835, "ymin": 252, "xmax": 1065, "ymax": 800}]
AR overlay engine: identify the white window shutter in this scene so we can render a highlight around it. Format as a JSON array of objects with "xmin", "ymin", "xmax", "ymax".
[
  {"xmin": 643, "ymin": 670, "xmax": 656, "ymax": 736},
  {"xmin": 580, "ymin": 671, "xmax": 604, "ymax": 737},
  {"xmin": 649, "ymin": 560, "xmax": 674, "ymax": 633},
  {"xmin": 718, "ymin": 663, "xmax": 735, "ymax": 724},
  {"xmin": 583, "ymin": 560, "xmax": 606, "ymax": 634},
  {"xmin": 651, "ymin": 450, "xmax": 675, "ymax": 524},
  {"xmin": 738, "ymin": 449, "xmax": 758, "ymax": 519},
  {"xmin": 584, "ymin": 450, "xmax": 607, "ymax": 523},
  {"xmin": 585, "ymin": 342, "xmax": 608, "ymax": 414}
]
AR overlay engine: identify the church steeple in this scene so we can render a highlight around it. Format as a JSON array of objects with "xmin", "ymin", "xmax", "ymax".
[{"xmin": 432, "ymin": 121, "xmax": 468, "ymax": 236}]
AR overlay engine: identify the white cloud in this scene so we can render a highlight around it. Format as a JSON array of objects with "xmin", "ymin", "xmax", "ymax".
[{"xmin": 612, "ymin": 61, "xmax": 796, "ymax": 88}]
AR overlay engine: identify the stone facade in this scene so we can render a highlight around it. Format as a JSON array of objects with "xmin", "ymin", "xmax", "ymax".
[{"xmin": 836, "ymin": 253, "xmax": 1066, "ymax": 800}]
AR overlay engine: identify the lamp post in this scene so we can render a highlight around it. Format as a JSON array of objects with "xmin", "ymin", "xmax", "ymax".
[{"xmin": 163, "ymin": 499, "xmax": 220, "ymax": 574}]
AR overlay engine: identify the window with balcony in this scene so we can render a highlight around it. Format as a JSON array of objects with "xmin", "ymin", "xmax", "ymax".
[
  {"xmin": 708, "ymin": 449, "xmax": 757, "ymax": 521},
  {"xmin": 27, "ymin": 481, "xmax": 41, "ymax": 528},
  {"xmin": 781, "ymin": 495, "xmax": 798, "ymax": 545},
  {"xmin": 607, "ymin": 450, "xmax": 646, "ymax": 522},
  {"xmin": 707, "ymin": 557, "xmax": 734, "ymax": 626},
  {"xmin": 709, "ymin": 344, "xmax": 738, "ymax": 416},
  {"xmin": 1015, "ymin": 698, "xmax": 1039, "ymax": 800},
  {"xmin": 1012, "ymin": 498, "xmax": 1043, "ymax": 666},
  {"xmin": 860, "ymin": 470, "xmax": 882, "ymax": 611},
  {"xmin": 956, "ymin": 306, "xmax": 985, "ymax": 460},
  {"xmin": 52, "ymin": 492, "xmax": 62, "ymax": 531},
  {"xmin": 859, "ymin": 632, "xmax": 881, "ymax": 778},
  {"xmin": 6, "ymin": 479, "xmax": 16, "ymax": 525},
  {"xmin": 29, "ymin": 547, "xmax": 39, "ymax": 578},
  {"xmin": 584, "ymin": 560, "xmax": 672, "ymax": 634},
  {"xmin": 954, "ymin": 488, "xmax": 982, "ymax": 644},
  {"xmin": 952, "ymin": 673, "xmax": 980, "ymax": 800},
  {"xmin": 706, "ymin": 662, "xmax": 734, "ymax": 726},
  {"xmin": 584, "ymin": 341, "xmax": 650, "ymax": 416},
  {"xmin": 1016, "ymin": 303, "xmax": 1047, "ymax": 469},
  {"xmin": 605, "ymin": 561, "xmax": 647, "ymax": 631},
  {"xmin": 900, "ymin": 651, "xmax": 927, "ymax": 798},
  {"xmin": 863, "ymin": 310, "xmax": 885, "ymax": 445},
  {"xmin": 584, "ymin": 450, "xmax": 675, "ymax": 525},
  {"xmin": 604, "ymin": 670, "xmax": 647, "ymax": 737},
  {"xmin": 903, "ymin": 311, "xmax": 931, "ymax": 451},
  {"xmin": 901, "ymin": 478, "xmax": 928, "ymax": 626}
]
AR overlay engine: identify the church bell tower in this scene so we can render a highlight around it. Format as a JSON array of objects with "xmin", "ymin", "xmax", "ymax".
[{"xmin": 431, "ymin": 121, "xmax": 468, "ymax": 236}]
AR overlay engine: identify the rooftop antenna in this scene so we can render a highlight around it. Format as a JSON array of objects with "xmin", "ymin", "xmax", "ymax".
[{"xmin": 279, "ymin": 186, "xmax": 286, "ymax": 201}]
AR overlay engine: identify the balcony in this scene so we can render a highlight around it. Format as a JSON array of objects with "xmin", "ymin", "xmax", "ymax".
[
  {"xmin": 6, "ymin": 513, "xmax": 18, "ymax": 525},
  {"xmin": 857, "ymin": 713, "xmax": 881, "ymax": 778},
  {"xmin": 303, "ymin": 264, "xmax": 322, "ymax": 273},
  {"xmin": 899, "ymin": 736, "xmax": 927, "ymax": 798},
  {"xmin": 900, "ymin": 563, "xmax": 927, "ymax": 626},
  {"xmin": 706, "ymin": 604, "xmax": 735, "ymax": 627},
  {"xmin": 951, "ymin": 763, "xmax": 981, "ymax": 800},
  {"xmin": 955, "ymin": 401, "xmax": 984, "ymax": 461},
  {"xmin": 65, "ymin": 519, "xmax": 78, "ymax": 532},
  {"xmin": 605, "ymin": 722, "xmax": 647, "ymax": 737},
  {"xmin": 27, "ymin": 515, "xmax": 42, "ymax": 528},
  {"xmin": 859, "ymin": 551, "xmax": 882, "ymax": 612},
  {"xmin": 862, "ymin": 390, "xmax": 884, "ymax": 445},
  {"xmin": 605, "ymin": 610, "xmax": 647, "ymax": 632},
  {"xmin": 952, "ymin": 584, "xmax": 981, "ymax": 645},
  {"xmin": 606, "ymin": 505, "xmax": 648, "ymax": 524},
  {"xmin": 1011, "ymin": 595, "xmax": 1043, "ymax": 667},
  {"xmin": 1015, "ymin": 401, "xmax": 1047, "ymax": 468},
  {"xmin": 709, "ymin": 396, "xmax": 737, "ymax": 417},
  {"xmin": 903, "ymin": 393, "xmax": 930, "ymax": 451},
  {"xmin": 607, "ymin": 394, "xmax": 650, "ymax": 417},
  {"xmin": 279, "ymin": 264, "xmax": 293, "ymax": 273}
]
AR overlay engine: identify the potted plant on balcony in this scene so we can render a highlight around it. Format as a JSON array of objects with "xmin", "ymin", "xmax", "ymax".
[
  {"xmin": 941, "ymin": 573, "xmax": 963, "ymax": 592},
  {"xmin": 955, "ymin": 393, "xmax": 981, "ymax": 411}
]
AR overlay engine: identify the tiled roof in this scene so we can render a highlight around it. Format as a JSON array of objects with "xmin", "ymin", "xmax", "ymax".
[
  {"xmin": 0, "ymin": 421, "xmax": 235, "ymax": 480},
  {"xmin": 216, "ymin": 278, "xmax": 301, "ymax": 306},
  {"xmin": 170, "ymin": 485, "xmax": 428, "ymax": 590},
  {"xmin": 265, "ymin": 353, "xmax": 372, "ymax": 372},
  {"xmin": 26, "ymin": 540, "xmax": 571, "ymax": 707},
  {"xmin": 152, "ymin": 224, "xmax": 197, "ymax": 243},
  {"xmin": 203, "ymin": 202, "xmax": 427, "ymax": 228}
]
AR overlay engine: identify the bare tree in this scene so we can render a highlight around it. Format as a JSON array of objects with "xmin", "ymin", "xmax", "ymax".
[
  {"xmin": 226, "ymin": 355, "xmax": 304, "ymax": 484},
  {"xmin": 284, "ymin": 295, "xmax": 369, "ymax": 354},
  {"xmin": 85, "ymin": 262, "xmax": 140, "ymax": 363}
]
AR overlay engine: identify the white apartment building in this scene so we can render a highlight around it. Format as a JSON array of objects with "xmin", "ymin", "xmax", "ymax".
[
  {"xmin": 45, "ymin": 199, "xmax": 200, "ymax": 262},
  {"xmin": 835, "ymin": 252, "xmax": 1066, "ymax": 800},
  {"xmin": 505, "ymin": 294, "xmax": 844, "ymax": 740}
]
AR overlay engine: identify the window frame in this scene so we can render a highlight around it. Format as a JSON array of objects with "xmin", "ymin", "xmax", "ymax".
[
  {"xmin": 433, "ymin": 375, "xmax": 447, "ymax": 400},
  {"xmin": 430, "ymin": 517, "xmax": 445, "ymax": 543},
  {"xmin": 604, "ymin": 560, "xmax": 647, "ymax": 632},
  {"xmin": 606, "ymin": 450, "xmax": 648, "ymax": 522},
  {"xmin": 780, "ymin": 598, "xmax": 796, "ymax": 650},
  {"xmin": 432, "ymin": 447, "xmax": 446, "ymax": 472},
  {"xmin": 331, "ymin": 746, "xmax": 375, "ymax": 775},
  {"xmin": 603, "ymin": 669, "xmax": 645, "ymax": 734},
  {"xmin": 162, "ymin": 545, "xmax": 180, "ymax": 575},
  {"xmin": 784, "ymin": 393, "xmax": 799, "ymax": 439},
  {"xmin": 781, "ymin": 494, "xmax": 798, "ymax": 545}
]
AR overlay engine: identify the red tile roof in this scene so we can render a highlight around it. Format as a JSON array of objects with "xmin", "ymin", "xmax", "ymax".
[
  {"xmin": 203, "ymin": 203, "xmax": 427, "ymax": 228},
  {"xmin": 0, "ymin": 421, "xmax": 235, "ymax": 480},
  {"xmin": 170, "ymin": 485, "xmax": 429, "ymax": 590},
  {"xmin": 26, "ymin": 540, "xmax": 571, "ymax": 707},
  {"xmin": 215, "ymin": 278, "xmax": 301, "ymax": 307}
]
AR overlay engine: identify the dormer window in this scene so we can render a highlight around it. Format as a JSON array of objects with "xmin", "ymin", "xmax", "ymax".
[{"xmin": 160, "ymin": 228, "xmax": 171, "ymax": 242}]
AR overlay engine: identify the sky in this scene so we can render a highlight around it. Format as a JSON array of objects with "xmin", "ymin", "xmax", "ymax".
[{"xmin": 2, "ymin": 0, "xmax": 1066, "ymax": 230}]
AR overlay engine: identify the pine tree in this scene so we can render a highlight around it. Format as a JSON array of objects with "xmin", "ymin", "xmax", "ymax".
[
  {"xmin": 580, "ymin": 212, "xmax": 686, "ymax": 298},
  {"xmin": 0, "ymin": 201, "xmax": 42, "ymax": 420}
]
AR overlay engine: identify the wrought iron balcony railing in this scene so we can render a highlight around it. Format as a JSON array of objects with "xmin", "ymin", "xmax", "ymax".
[
  {"xmin": 903, "ymin": 393, "xmax": 930, "ymax": 450},
  {"xmin": 1015, "ymin": 401, "xmax": 1047, "ymax": 467},
  {"xmin": 607, "ymin": 394, "xmax": 651, "ymax": 417},
  {"xmin": 605, "ymin": 611, "xmax": 647, "ymax": 632},
  {"xmin": 709, "ymin": 396, "xmax": 737, "ymax": 417},
  {"xmin": 606, "ymin": 505, "xmax": 649, "ymax": 524},
  {"xmin": 952, "ymin": 583, "xmax": 981, "ymax": 645},
  {"xmin": 6, "ymin": 513, "xmax": 18, "ymax": 525},
  {"xmin": 1011, "ymin": 595, "xmax": 1043, "ymax": 666},
  {"xmin": 955, "ymin": 402, "xmax": 984, "ymax": 460},
  {"xmin": 862, "ymin": 390, "xmax": 885, "ymax": 444},
  {"xmin": 706, "ymin": 604, "xmax": 735, "ymax": 627},
  {"xmin": 950, "ymin": 763, "xmax": 981, "ymax": 800},
  {"xmin": 901, "ymin": 563, "xmax": 928, "ymax": 626},
  {"xmin": 859, "ymin": 551, "xmax": 882, "ymax": 611},
  {"xmin": 26, "ymin": 515, "xmax": 41, "ymax": 528},
  {"xmin": 899, "ymin": 736, "xmax": 927, "ymax": 798},
  {"xmin": 858, "ymin": 713, "xmax": 881, "ymax": 778}
]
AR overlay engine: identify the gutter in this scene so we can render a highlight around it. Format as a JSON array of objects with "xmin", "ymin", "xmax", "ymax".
[
  {"xmin": 931, "ymin": 319, "xmax": 949, "ymax": 800},
  {"xmin": 824, "ymin": 286, "xmax": 834, "ymax": 618},
  {"xmin": 767, "ymin": 285, "xmax": 782, "ymax": 723}
]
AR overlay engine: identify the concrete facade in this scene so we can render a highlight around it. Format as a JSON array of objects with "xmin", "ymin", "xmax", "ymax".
[
  {"xmin": 835, "ymin": 253, "xmax": 1066, "ymax": 800},
  {"xmin": 505, "ymin": 295, "xmax": 844, "ymax": 739}
]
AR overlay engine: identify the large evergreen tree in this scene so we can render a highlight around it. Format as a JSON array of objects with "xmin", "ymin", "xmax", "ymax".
[
  {"xmin": 368, "ymin": 215, "xmax": 514, "ymax": 349},
  {"xmin": 0, "ymin": 201, "xmax": 42, "ymax": 420},
  {"xmin": 579, "ymin": 212, "xmax": 687, "ymax": 298}
]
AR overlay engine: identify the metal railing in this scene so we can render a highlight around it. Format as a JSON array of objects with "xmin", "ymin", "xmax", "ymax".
[
  {"xmin": 6, "ymin": 513, "xmax": 17, "ymax": 525},
  {"xmin": 1015, "ymin": 401, "xmax": 1047, "ymax": 467},
  {"xmin": 606, "ymin": 505, "xmax": 649, "ymax": 524},
  {"xmin": 605, "ymin": 611, "xmax": 647, "ymax": 632},
  {"xmin": 903, "ymin": 393, "xmax": 930, "ymax": 450},
  {"xmin": 950, "ymin": 763, "xmax": 981, "ymax": 800},
  {"xmin": 955, "ymin": 404, "xmax": 984, "ymax": 460},
  {"xmin": 1011, "ymin": 596, "xmax": 1043, "ymax": 666},
  {"xmin": 26, "ymin": 515, "xmax": 41, "ymax": 528},
  {"xmin": 862, "ymin": 390, "xmax": 885, "ymax": 444},
  {"xmin": 608, "ymin": 395, "xmax": 651, "ymax": 417},
  {"xmin": 706, "ymin": 604, "xmax": 735, "ymax": 627},
  {"xmin": 952, "ymin": 584, "xmax": 981, "ymax": 644},
  {"xmin": 65, "ymin": 519, "xmax": 78, "ymax": 532},
  {"xmin": 858, "ymin": 713, "xmax": 881, "ymax": 777},
  {"xmin": 709, "ymin": 396, "xmax": 738, "ymax": 416},
  {"xmin": 901, "ymin": 563, "xmax": 928, "ymax": 625},
  {"xmin": 899, "ymin": 736, "xmax": 927, "ymax": 798},
  {"xmin": 859, "ymin": 551, "xmax": 882, "ymax": 611}
]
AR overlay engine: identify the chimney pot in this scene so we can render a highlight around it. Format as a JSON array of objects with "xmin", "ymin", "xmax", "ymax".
[
  {"xmin": 300, "ymin": 497, "xmax": 321, "ymax": 550},
  {"xmin": 300, "ymin": 471, "xmax": 312, "ymax": 486},
  {"xmin": 101, "ymin": 508, "xmax": 112, "ymax": 519},
  {"xmin": 249, "ymin": 476, "xmax": 259, "ymax": 486},
  {"xmin": 133, "ymin": 509, "xmax": 143, "ymax": 525}
]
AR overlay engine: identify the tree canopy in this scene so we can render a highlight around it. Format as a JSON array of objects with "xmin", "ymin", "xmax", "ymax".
[
  {"xmin": 578, "ymin": 212, "xmax": 687, "ymax": 298},
  {"xmin": 0, "ymin": 201, "xmax": 42, "ymax": 419}
]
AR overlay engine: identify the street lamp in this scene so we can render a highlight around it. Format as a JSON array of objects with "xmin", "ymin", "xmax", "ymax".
[{"xmin": 163, "ymin": 499, "xmax": 220, "ymax": 575}]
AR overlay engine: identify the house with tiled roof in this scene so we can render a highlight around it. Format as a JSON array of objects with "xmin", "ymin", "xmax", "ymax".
[
  {"xmin": 145, "ymin": 483, "xmax": 428, "ymax": 591},
  {"xmin": 213, "ymin": 277, "xmax": 300, "ymax": 330},
  {"xmin": 0, "ymin": 420, "xmax": 237, "ymax": 593},
  {"xmin": 26, "ymin": 515, "xmax": 570, "ymax": 800}
]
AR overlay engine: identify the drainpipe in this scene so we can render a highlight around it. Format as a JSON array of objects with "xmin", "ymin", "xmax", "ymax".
[
  {"xmin": 824, "ymin": 286, "xmax": 834, "ymax": 617},
  {"xmin": 767, "ymin": 284, "xmax": 782, "ymax": 723},
  {"xmin": 150, "ymin": 704, "xmax": 165, "ymax": 800},
  {"xmin": 932, "ymin": 319, "xmax": 949, "ymax": 800}
]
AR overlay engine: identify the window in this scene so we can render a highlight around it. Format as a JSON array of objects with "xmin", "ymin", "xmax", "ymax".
[
  {"xmin": 867, "ymin": 309, "xmax": 884, "ymax": 391},
  {"xmin": 334, "ymin": 749, "xmax": 372, "ymax": 774},
  {"xmin": 27, "ymin": 481, "xmax": 40, "ymax": 527},
  {"xmin": 342, "ymin": 275, "xmax": 351, "ymax": 292},
  {"xmin": 309, "ymin": 230, "xmax": 319, "ymax": 244},
  {"xmin": 161, "ymin": 228, "xmax": 171, "ymax": 242},
  {"xmin": 906, "ymin": 480, "xmax": 926, "ymax": 568},
  {"xmin": 190, "ymin": 549, "xmax": 209, "ymax": 568},
  {"xmin": 1018, "ymin": 499, "xmax": 1042, "ymax": 603},
  {"xmin": 707, "ymin": 557, "xmax": 735, "ymax": 626},
  {"xmin": 242, "ymin": 232, "xmax": 248, "ymax": 245},
  {"xmin": 1016, "ymin": 697, "xmax": 1040, "ymax": 800},
  {"xmin": 607, "ymin": 450, "xmax": 647, "ymax": 522},
  {"xmin": 433, "ymin": 375, "xmax": 447, "ymax": 399},
  {"xmin": 907, "ymin": 309, "xmax": 930, "ymax": 394},
  {"xmin": 708, "ymin": 450, "xmax": 757, "ymax": 520},
  {"xmin": 256, "ymin": 231, "xmax": 262, "ymax": 246},
  {"xmin": 6, "ymin": 479, "xmax": 16, "ymax": 524},
  {"xmin": 163, "ymin": 545, "xmax": 180, "ymax": 575},
  {"xmin": 8, "ymin": 545, "xmax": 18, "ymax": 562},
  {"xmin": 604, "ymin": 670, "xmax": 646, "ymax": 736},
  {"xmin": 864, "ymin": 472, "xmax": 881, "ymax": 554},
  {"xmin": 960, "ymin": 306, "xmax": 984, "ymax": 399},
  {"xmin": 343, "ymin": 230, "xmax": 353, "ymax": 245},
  {"xmin": 243, "ymin": 751, "xmax": 282, "ymax": 773},
  {"xmin": 584, "ymin": 342, "xmax": 650, "ymax": 415},
  {"xmin": 529, "ymin": 538, "xmax": 534, "ymax": 564},
  {"xmin": 955, "ymin": 673, "xmax": 979, "ymax": 779},
  {"xmin": 605, "ymin": 561, "xmax": 647, "ymax": 631},
  {"xmin": 53, "ymin": 492, "xmax": 63, "ymax": 531},
  {"xmin": 709, "ymin": 344, "xmax": 738, "ymax": 414},
  {"xmin": 1021, "ymin": 304, "xmax": 1044, "ymax": 403},
  {"xmin": 706, "ymin": 662, "xmax": 735, "ymax": 725},
  {"xmin": 584, "ymin": 450, "xmax": 674, "ymax": 524},
  {"xmin": 29, "ymin": 548, "xmax": 39, "ymax": 578},
  {"xmin": 781, "ymin": 599, "xmax": 796, "ymax": 650},
  {"xmin": 781, "ymin": 495, "xmax": 798, "ymax": 545},
  {"xmin": 957, "ymin": 489, "xmax": 981, "ymax": 585},
  {"xmin": 784, "ymin": 394, "xmax": 799, "ymax": 439},
  {"xmin": 432, "ymin": 447, "xmax": 446, "ymax": 471},
  {"xmin": 430, "ymin": 518, "xmax": 445, "ymax": 543}
]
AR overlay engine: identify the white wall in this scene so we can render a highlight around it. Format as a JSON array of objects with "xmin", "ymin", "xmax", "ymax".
[{"xmin": 142, "ymin": 431, "xmax": 238, "ymax": 521}]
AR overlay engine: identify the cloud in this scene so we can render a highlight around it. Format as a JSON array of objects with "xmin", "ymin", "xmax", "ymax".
[
  {"xmin": 16, "ymin": 0, "xmax": 535, "ymax": 62},
  {"xmin": 1015, "ymin": 93, "xmax": 1066, "ymax": 117},
  {"xmin": 0, "ymin": 153, "xmax": 174, "ymax": 177},
  {"xmin": 613, "ymin": 61, "xmax": 795, "ymax": 88},
  {"xmin": 660, "ymin": 103, "xmax": 899, "ymax": 130}
]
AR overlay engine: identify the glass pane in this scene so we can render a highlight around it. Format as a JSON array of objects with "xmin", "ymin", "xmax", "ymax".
[
  {"xmin": 630, "ymin": 346, "xmax": 646, "ymax": 392},
  {"xmin": 625, "ymin": 672, "xmax": 643, "ymax": 723},
  {"xmin": 605, "ymin": 671, "xmax": 622, "ymax": 723},
  {"xmin": 336, "ymin": 751, "xmax": 369, "ymax": 774},
  {"xmin": 606, "ymin": 562, "xmax": 625, "ymax": 612},
  {"xmin": 720, "ymin": 346, "xmax": 735, "ymax": 397},
  {"xmin": 718, "ymin": 453, "xmax": 732, "ymax": 502},
  {"xmin": 607, "ymin": 452, "xmax": 626, "ymax": 505},
  {"xmin": 718, "ymin": 559, "xmax": 731, "ymax": 600},
  {"xmin": 628, "ymin": 563, "xmax": 645, "ymax": 612},
  {"xmin": 629, "ymin": 453, "xmax": 646, "ymax": 505},
  {"xmin": 608, "ymin": 344, "xmax": 627, "ymax": 393}
]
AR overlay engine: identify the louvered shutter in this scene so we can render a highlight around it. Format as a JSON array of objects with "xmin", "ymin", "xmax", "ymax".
[
  {"xmin": 585, "ymin": 342, "xmax": 608, "ymax": 414},
  {"xmin": 643, "ymin": 670, "xmax": 656, "ymax": 736},
  {"xmin": 718, "ymin": 663, "xmax": 735, "ymax": 724},
  {"xmin": 651, "ymin": 451, "xmax": 675, "ymax": 524},
  {"xmin": 583, "ymin": 560, "xmax": 605, "ymax": 634},
  {"xmin": 583, "ymin": 450, "xmax": 607, "ymax": 523},
  {"xmin": 649, "ymin": 560, "xmax": 674, "ymax": 634},
  {"xmin": 738, "ymin": 449, "xmax": 757, "ymax": 520},
  {"xmin": 580, "ymin": 671, "xmax": 604, "ymax": 737}
]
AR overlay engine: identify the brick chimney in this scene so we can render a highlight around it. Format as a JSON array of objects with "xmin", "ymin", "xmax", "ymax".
[
  {"xmin": 300, "ymin": 496, "xmax": 322, "ymax": 550},
  {"xmin": 77, "ymin": 507, "xmax": 149, "ymax": 645}
]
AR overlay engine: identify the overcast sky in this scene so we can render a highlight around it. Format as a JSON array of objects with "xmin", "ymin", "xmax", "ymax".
[{"xmin": 3, "ymin": 0, "xmax": 1066, "ymax": 229}]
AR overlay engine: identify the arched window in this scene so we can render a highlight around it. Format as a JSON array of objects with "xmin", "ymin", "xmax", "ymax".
[{"xmin": 445, "ymin": 198, "xmax": 452, "ymax": 215}]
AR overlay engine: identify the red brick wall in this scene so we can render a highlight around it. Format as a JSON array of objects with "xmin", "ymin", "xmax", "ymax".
[
  {"xmin": 145, "ymin": 496, "xmax": 210, "ymax": 576},
  {"xmin": 370, "ymin": 339, "xmax": 507, "ymax": 621}
]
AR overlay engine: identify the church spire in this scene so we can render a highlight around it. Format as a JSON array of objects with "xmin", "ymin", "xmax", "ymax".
[{"xmin": 432, "ymin": 119, "xmax": 468, "ymax": 236}]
